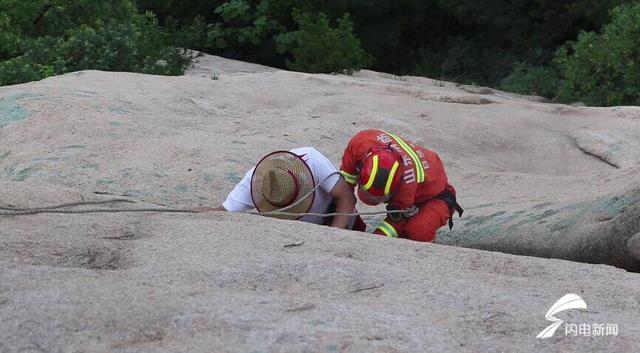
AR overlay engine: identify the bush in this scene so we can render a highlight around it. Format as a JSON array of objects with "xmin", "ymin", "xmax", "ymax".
[
  {"xmin": 148, "ymin": 1, "xmax": 372, "ymax": 74},
  {"xmin": 0, "ymin": 57, "xmax": 53, "ymax": 86},
  {"xmin": 553, "ymin": 2, "xmax": 640, "ymax": 106},
  {"xmin": 163, "ymin": 0, "xmax": 290, "ymax": 68},
  {"xmin": 275, "ymin": 12, "xmax": 371, "ymax": 74},
  {"xmin": 0, "ymin": 12, "xmax": 21, "ymax": 60},
  {"xmin": 499, "ymin": 63, "xmax": 560, "ymax": 98},
  {"xmin": 0, "ymin": 1, "xmax": 190, "ymax": 86},
  {"xmin": 58, "ymin": 15, "xmax": 190, "ymax": 75}
]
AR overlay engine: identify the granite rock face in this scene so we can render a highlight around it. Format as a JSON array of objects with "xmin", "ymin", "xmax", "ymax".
[{"xmin": 1, "ymin": 55, "xmax": 639, "ymax": 352}]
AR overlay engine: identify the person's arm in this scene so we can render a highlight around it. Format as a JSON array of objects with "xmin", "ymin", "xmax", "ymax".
[
  {"xmin": 329, "ymin": 177, "xmax": 357, "ymax": 229},
  {"xmin": 303, "ymin": 147, "xmax": 357, "ymax": 229},
  {"xmin": 196, "ymin": 167, "xmax": 256, "ymax": 213}
]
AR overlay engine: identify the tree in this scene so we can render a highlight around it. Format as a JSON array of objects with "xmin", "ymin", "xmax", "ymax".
[
  {"xmin": 554, "ymin": 2, "xmax": 640, "ymax": 105},
  {"xmin": 0, "ymin": 0, "xmax": 189, "ymax": 86},
  {"xmin": 275, "ymin": 12, "xmax": 371, "ymax": 74}
]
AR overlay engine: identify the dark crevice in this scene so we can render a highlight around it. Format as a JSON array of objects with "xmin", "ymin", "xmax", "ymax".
[{"xmin": 573, "ymin": 140, "xmax": 620, "ymax": 169}]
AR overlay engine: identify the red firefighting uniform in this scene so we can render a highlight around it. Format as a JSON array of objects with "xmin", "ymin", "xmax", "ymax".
[{"xmin": 340, "ymin": 129, "xmax": 458, "ymax": 242}]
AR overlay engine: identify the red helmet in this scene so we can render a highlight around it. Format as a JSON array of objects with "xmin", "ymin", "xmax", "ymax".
[{"xmin": 357, "ymin": 147, "xmax": 403, "ymax": 205}]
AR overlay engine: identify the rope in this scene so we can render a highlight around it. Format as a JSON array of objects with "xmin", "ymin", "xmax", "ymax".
[
  {"xmin": 0, "ymin": 209, "xmax": 398, "ymax": 217},
  {"xmin": 247, "ymin": 210, "xmax": 405, "ymax": 217},
  {"xmin": 0, "ymin": 198, "xmax": 135, "ymax": 211},
  {"xmin": 0, "ymin": 205, "xmax": 396, "ymax": 217},
  {"xmin": 0, "ymin": 207, "xmax": 197, "ymax": 216},
  {"xmin": 0, "ymin": 172, "xmax": 408, "ymax": 218}
]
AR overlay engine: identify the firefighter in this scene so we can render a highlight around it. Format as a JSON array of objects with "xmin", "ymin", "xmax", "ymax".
[{"xmin": 335, "ymin": 129, "xmax": 462, "ymax": 242}]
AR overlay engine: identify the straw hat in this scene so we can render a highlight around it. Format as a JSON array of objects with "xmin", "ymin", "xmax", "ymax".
[{"xmin": 250, "ymin": 151, "xmax": 315, "ymax": 219}]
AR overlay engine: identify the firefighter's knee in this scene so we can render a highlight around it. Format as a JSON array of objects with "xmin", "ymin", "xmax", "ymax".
[
  {"xmin": 403, "ymin": 200, "xmax": 450, "ymax": 242},
  {"xmin": 404, "ymin": 216, "xmax": 440, "ymax": 242}
]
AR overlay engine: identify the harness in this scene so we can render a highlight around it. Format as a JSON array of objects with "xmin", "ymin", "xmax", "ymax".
[
  {"xmin": 387, "ymin": 190, "xmax": 463, "ymax": 229},
  {"xmin": 434, "ymin": 189, "xmax": 464, "ymax": 230}
]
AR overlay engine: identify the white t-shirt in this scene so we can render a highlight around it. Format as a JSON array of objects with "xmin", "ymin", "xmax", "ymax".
[{"xmin": 223, "ymin": 147, "xmax": 355, "ymax": 227}]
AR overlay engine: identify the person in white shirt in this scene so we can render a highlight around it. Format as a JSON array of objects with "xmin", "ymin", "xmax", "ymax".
[{"xmin": 208, "ymin": 147, "xmax": 365, "ymax": 231}]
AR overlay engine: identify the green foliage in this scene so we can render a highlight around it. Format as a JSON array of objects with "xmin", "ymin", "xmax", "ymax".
[
  {"xmin": 414, "ymin": 41, "xmax": 518, "ymax": 86},
  {"xmin": 425, "ymin": 0, "xmax": 628, "ymax": 85},
  {"xmin": 66, "ymin": 14, "xmax": 188, "ymax": 75},
  {"xmin": 0, "ymin": 0, "xmax": 138, "ymax": 42},
  {"xmin": 211, "ymin": 0, "xmax": 282, "ymax": 48},
  {"xmin": 137, "ymin": 0, "xmax": 629, "ymax": 85},
  {"xmin": 499, "ymin": 63, "xmax": 561, "ymax": 99},
  {"xmin": 137, "ymin": 0, "xmax": 227, "ymax": 23},
  {"xmin": 275, "ymin": 12, "xmax": 371, "ymax": 74},
  {"xmin": 164, "ymin": 0, "xmax": 289, "ymax": 66},
  {"xmin": 0, "ymin": 0, "xmax": 189, "ymax": 86},
  {"xmin": 553, "ymin": 2, "xmax": 640, "ymax": 106},
  {"xmin": 3, "ymin": 0, "xmax": 633, "ymax": 94},
  {"xmin": 159, "ymin": 0, "xmax": 371, "ymax": 73},
  {"xmin": 0, "ymin": 57, "xmax": 53, "ymax": 86},
  {"xmin": 215, "ymin": 0, "xmax": 251, "ymax": 24}
]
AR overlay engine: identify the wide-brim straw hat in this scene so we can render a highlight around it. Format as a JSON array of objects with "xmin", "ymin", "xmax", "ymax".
[{"xmin": 251, "ymin": 151, "xmax": 315, "ymax": 220}]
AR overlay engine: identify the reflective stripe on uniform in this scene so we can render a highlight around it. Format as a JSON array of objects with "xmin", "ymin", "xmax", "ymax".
[
  {"xmin": 340, "ymin": 170, "xmax": 357, "ymax": 185},
  {"xmin": 385, "ymin": 132, "xmax": 425, "ymax": 183},
  {"xmin": 377, "ymin": 220, "xmax": 398, "ymax": 238}
]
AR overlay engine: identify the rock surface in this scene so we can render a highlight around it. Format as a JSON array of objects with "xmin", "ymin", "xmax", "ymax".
[{"xmin": 1, "ymin": 55, "xmax": 640, "ymax": 352}]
